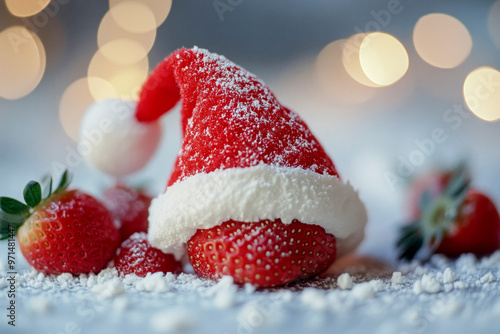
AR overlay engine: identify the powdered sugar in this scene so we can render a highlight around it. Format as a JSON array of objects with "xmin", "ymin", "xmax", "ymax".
[
  {"xmin": 442, "ymin": 268, "xmax": 456, "ymax": 284},
  {"xmin": 2, "ymin": 249, "xmax": 500, "ymax": 333},
  {"xmin": 414, "ymin": 274, "xmax": 441, "ymax": 294},
  {"xmin": 391, "ymin": 272, "xmax": 403, "ymax": 284},
  {"xmin": 135, "ymin": 272, "xmax": 173, "ymax": 293},
  {"xmin": 149, "ymin": 164, "xmax": 367, "ymax": 259},
  {"xmin": 337, "ymin": 273, "xmax": 354, "ymax": 290}
]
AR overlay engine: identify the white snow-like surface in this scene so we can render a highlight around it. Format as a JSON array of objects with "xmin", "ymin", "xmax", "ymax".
[
  {"xmin": 149, "ymin": 164, "xmax": 367, "ymax": 260},
  {"xmin": 2, "ymin": 248, "xmax": 499, "ymax": 334}
]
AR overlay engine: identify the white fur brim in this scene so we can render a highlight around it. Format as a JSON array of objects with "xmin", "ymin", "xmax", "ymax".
[{"xmin": 148, "ymin": 164, "xmax": 367, "ymax": 260}]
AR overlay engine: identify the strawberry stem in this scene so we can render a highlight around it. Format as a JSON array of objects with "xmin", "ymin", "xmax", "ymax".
[
  {"xmin": 0, "ymin": 170, "xmax": 71, "ymax": 240},
  {"xmin": 397, "ymin": 163, "xmax": 471, "ymax": 261}
]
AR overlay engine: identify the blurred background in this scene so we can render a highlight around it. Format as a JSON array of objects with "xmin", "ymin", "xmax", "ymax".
[{"xmin": 1, "ymin": 0, "xmax": 499, "ymax": 261}]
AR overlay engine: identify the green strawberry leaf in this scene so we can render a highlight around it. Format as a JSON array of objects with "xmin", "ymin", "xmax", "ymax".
[
  {"xmin": 55, "ymin": 170, "xmax": 72, "ymax": 194},
  {"xmin": 0, "ymin": 197, "xmax": 30, "ymax": 216},
  {"xmin": 23, "ymin": 181, "xmax": 42, "ymax": 208},
  {"xmin": 41, "ymin": 174, "xmax": 53, "ymax": 198}
]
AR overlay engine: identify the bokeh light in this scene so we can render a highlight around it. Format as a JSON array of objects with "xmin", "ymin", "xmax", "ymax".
[
  {"xmin": 5, "ymin": 0, "xmax": 50, "ymax": 17},
  {"xmin": 463, "ymin": 67, "xmax": 500, "ymax": 122},
  {"xmin": 359, "ymin": 32, "xmax": 409, "ymax": 86},
  {"xmin": 59, "ymin": 78, "xmax": 116, "ymax": 141},
  {"xmin": 342, "ymin": 33, "xmax": 382, "ymax": 88},
  {"xmin": 488, "ymin": 1, "xmax": 500, "ymax": 51},
  {"xmin": 315, "ymin": 39, "xmax": 376, "ymax": 105},
  {"xmin": 110, "ymin": 0, "xmax": 172, "ymax": 28},
  {"xmin": 88, "ymin": 49, "xmax": 149, "ymax": 100},
  {"xmin": 413, "ymin": 13, "xmax": 472, "ymax": 69},
  {"xmin": 108, "ymin": 1, "xmax": 157, "ymax": 34},
  {"xmin": 98, "ymin": 8, "xmax": 157, "ymax": 56},
  {"xmin": 0, "ymin": 26, "xmax": 46, "ymax": 100},
  {"xmin": 99, "ymin": 39, "xmax": 148, "ymax": 65}
]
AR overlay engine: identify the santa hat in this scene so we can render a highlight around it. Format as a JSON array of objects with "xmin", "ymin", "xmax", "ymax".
[{"xmin": 79, "ymin": 47, "xmax": 367, "ymax": 260}]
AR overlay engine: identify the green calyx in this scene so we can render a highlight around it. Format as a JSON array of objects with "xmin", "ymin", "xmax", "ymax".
[
  {"xmin": 397, "ymin": 163, "xmax": 470, "ymax": 261},
  {"xmin": 0, "ymin": 170, "xmax": 72, "ymax": 240}
]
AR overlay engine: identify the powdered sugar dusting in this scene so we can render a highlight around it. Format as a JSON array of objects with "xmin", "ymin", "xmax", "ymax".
[{"xmin": 3, "ymin": 251, "xmax": 500, "ymax": 333}]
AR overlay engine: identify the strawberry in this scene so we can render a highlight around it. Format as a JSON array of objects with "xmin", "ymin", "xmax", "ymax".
[
  {"xmin": 102, "ymin": 185, "xmax": 152, "ymax": 241},
  {"xmin": 0, "ymin": 171, "xmax": 120, "ymax": 275},
  {"xmin": 187, "ymin": 219, "xmax": 336, "ymax": 288},
  {"xmin": 114, "ymin": 232, "xmax": 182, "ymax": 277},
  {"xmin": 397, "ymin": 164, "xmax": 500, "ymax": 260}
]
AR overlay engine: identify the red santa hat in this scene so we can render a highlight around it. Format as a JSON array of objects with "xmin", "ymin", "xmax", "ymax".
[{"xmin": 79, "ymin": 47, "xmax": 367, "ymax": 259}]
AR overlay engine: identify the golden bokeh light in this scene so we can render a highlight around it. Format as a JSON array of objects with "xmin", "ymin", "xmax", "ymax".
[
  {"xmin": 5, "ymin": 0, "xmax": 50, "ymax": 17},
  {"xmin": 99, "ymin": 39, "xmax": 148, "ymax": 65},
  {"xmin": 110, "ymin": 0, "xmax": 172, "ymax": 28},
  {"xmin": 108, "ymin": 1, "xmax": 157, "ymax": 34},
  {"xmin": 359, "ymin": 32, "xmax": 409, "ymax": 86},
  {"xmin": 88, "ymin": 49, "xmax": 149, "ymax": 100},
  {"xmin": 463, "ymin": 67, "xmax": 500, "ymax": 122},
  {"xmin": 342, "ymin": 33, "xmax": 381, "ymax": 88},
  {"xmin": 315, "ymin": 39, "xmax": 376, "ymax": 105},
  {"xmin": 488, "ymin": 1, "xmax": 500, "ymax": 51},
  {"xmin": 98, "ymin": 8, "xmax": 157, "ymax": 56},
  {"xmin": 413, "ymin": 13, "xmax": 472, "ymax": 69},
  {"xmin": 59, "ymin": 78, "xmax": 116, "ymax": 142},
  {"xmin": 0, "ymin": 26, "xmax": 46, "ymax": 100}
]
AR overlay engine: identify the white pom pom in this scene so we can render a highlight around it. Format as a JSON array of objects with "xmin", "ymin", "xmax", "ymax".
[{"xmin": 79, "ymin": 99, "xmax": 162, "ymax": 176}]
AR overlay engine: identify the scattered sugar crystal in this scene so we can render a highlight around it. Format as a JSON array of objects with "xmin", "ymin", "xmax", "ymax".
[
  {"xmin": 57, "ymin": 273, "xmax": 73, "ymax": 284},
  {"xmin": 212, "ymin": 276, "xmax": 238, "ymax": 308},
  {"xmin": 352, "ymin": 283, "xmax": 375, "ymax": 299},
  {"xmin": 454, "ymin": 281, "xmax": 469, "ymax": 290},
  {"xmin": 337, "ymin": 273, "xmax": 353, "ymax": 290},
  {"xmin": 123, "ymin": 274, "xmax": 141, "ymax": 286},
  {"xmin": 91, "ymin": 278, "xmax": 125, "ymax": 299},
  {"xmin": 413, "ymin": 280, "xmax": 423, "ymax": 295},
  {"xmin": 479, "ymin": 272, "xmax": 494, "ymax": 284},
  {"xmin": 421, "ymin": 274, "xmax": 441, "ymax": 294},
  {"xmin": 442, "ymin": 268, "xmax": 456, "ymax": 284},
  {"xmin": 150, "ymin": 308, "xmax": 195, "ymax": 332},
  {"xmin": 136, "ymin": 272, "xmax": 172, "ymax": 293},
  {"xmin": 300, "ymin": 288, "xmax": 328, "ymax": 311},
  {"xmin": 244, "ymin": 283, "xmax": 256, "ymax": 294},
  {"xmin": 414, "ymin": 275, "xmax": 441, "ymax": 294},
  {"xmin": 97, "ymin": 268, "xmax": 119, "ymax": 284},
  {"xmin": 391, "ymin": 272, "xmax": 403, "ymax": 285},
  {"xmin": 87, "ymin": 274, "xmax": 97, "ymax": 288},
  {"xmin": 369, "ymin": 279, "xmax": 386, "ymax": 292}
]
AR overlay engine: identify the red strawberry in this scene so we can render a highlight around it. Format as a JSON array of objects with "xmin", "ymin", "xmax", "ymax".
[
  {"xmin": 0, "ymin": 171, "xmax": 120, "ymax": 275},
  {"xmin": 114, "ymin": 232, "xmax": 182, "ymax": 277},
  {"xmin": 102, "ymin": 185, "xmax": 152, "ymax": 241},
  {"xmin": 187, "ymin": 219, "xmax": 336, "ymax": 288},
  {"xmin": 397, "ymin": 164, "xmax": 500, "ymax": 260}
]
